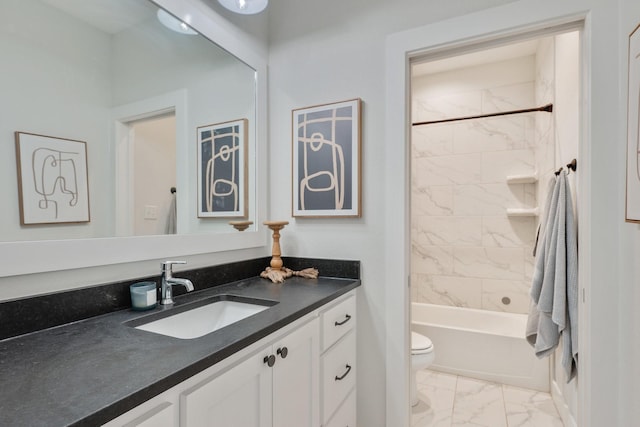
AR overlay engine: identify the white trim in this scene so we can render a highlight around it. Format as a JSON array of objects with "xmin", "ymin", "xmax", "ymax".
[
  {"xmin": 385, "ymin": 32, "xmax": 412, "ymax": 427},
  {"xmin": 385, "ymin": 3, "xmax": 593, "ymax": 426},
  {"xmin": 552, "ymin": 377, "xmax": 578, "ymax": 427}
]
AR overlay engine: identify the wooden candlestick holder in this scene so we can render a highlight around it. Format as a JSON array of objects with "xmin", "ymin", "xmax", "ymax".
[
  {"xmin": 260, "ymin": 221, "xmax": 319, "ymax": 284},
  {"xmin": 228, "ymin": 220, "xmax": 253, "ymax": 232},
  {"xmin": 264, "ymin": 220, "xmax": 289, "ymax": 270},
  {"xmin": 261, "ymin": 220, "xmax": 289, "ymax": 283}
]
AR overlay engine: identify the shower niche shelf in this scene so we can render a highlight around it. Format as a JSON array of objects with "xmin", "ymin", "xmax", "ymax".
[
  {"xmin": 506, "ymin": 172, "xmax": 538, "ymax": 217},
  {"xmin": 506, "ymin": 172, "xmax": 538, "ymax": 184},
  {"xmin": 506, "ymin": 207, "xmax": 539, "ymax": 217}
]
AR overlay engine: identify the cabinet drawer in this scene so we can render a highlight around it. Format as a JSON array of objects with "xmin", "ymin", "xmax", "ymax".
[
  {"xmin": 321, "ymin": 295, "xmax": 356, "ymax": 351},
  {"xmin": 322, "ymin": 331, "xmax": 356, "ymax": 423},
  {"xmin": 325, "ymin": 389, "xmax": 356, "ymax": 427}
]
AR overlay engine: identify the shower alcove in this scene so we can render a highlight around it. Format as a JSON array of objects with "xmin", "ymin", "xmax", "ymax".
[{"xmin": 409, "ymin": 30, "xmax": 580, "ymax": 426}]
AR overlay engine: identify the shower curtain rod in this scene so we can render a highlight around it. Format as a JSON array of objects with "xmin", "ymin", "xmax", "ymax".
[{"xmin": 412, "ymin": 103, "xmax": 553, "ymax": 126}]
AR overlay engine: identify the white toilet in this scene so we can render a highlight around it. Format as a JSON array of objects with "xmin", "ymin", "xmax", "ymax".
[{"xmin": 411, "ymin": 331, "xmax": 435, "ymax": 406}]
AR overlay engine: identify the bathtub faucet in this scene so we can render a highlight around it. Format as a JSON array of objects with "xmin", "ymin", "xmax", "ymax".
[{"xmin": 160, "ymin": 261, "xmax": 194, "ymax": 305}]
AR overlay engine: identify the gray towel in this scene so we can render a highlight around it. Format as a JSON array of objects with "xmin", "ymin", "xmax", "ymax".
[
  {"xmin": 526, "ymin": 171, "xmax": 579, "ymax": 381},
  {"xmin": 526, "ymin": 176, "xmax": 561, "ymax": 357},
  {"xmin": 165, "ymin": 193, "xmax": 177, "ymax": 234},
  {"xmin": 563, "ymin": 173, "xmax": 579, "ymax": 381},
  {"xmin": 526, "ymin": 176, "xmax": 556, "ymax": 349}
]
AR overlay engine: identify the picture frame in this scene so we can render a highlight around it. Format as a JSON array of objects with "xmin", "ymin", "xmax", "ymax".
[
  {"xmin": 292, "ymin": 98, "xmax": 362, "ymax": 218},
  {"xmin": 14, "ymin": 132, "xmax": 90, "ymax": 225},
  {"xmin": 197, "ymin": 118, "xmax": 248, "ymax": 218},
  {"xmin": 626, "ymin": 24, "xmax": 640, "ymax": 223}
]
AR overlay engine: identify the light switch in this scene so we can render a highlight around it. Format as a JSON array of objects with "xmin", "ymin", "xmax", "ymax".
[{"xmin": 144, "ymin": 205, "xmax": 158, "ymax": 220}]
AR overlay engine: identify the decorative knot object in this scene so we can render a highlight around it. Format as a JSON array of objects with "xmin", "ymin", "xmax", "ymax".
[
  {"xmin": 260, "ymin": 267, "xmax": 319, "ymax": 284},
  {"xmin": 260, "ymin": 221, "xmax": 319, "ymax": 283}
]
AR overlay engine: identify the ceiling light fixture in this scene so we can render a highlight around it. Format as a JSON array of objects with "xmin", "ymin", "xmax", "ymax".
[
  {"xmin": 218, "ymin": 0, "xmax": 268, "ymax": 15},
  {"xmin": 157, "ymin": 9, "xmax": 197, "ymax": 35}
]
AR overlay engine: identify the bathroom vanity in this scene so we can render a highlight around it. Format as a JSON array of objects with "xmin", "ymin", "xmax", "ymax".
[
  {"xmin": 104, "ymin": 289, "xmax": 356, "ymax": 427},
  {"xmin": 0, "ymin": 258, "xmax": 359, "ymax": 427}
]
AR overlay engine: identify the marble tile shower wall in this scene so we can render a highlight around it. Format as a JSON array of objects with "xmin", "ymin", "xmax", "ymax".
[
  {"xmin": 411, "ymin": 74, "xmax": 541, "ymax": 314},
  {"xmin": 535, "ymin": 37, "xmax": 557, "ymax": 205}
]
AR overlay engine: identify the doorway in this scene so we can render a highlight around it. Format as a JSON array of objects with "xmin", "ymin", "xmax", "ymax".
[
  {"xmin": 384, "ymin": 15, "xmax": 588, "ymax": 427},
  {"xmin": 408, "ymin": 30, "xmax": 580, "ymax": 427},
  {"xmin": 128, "ymin": 113, "xmax": 177, "ymax": 236},
  {"xmin": 112, "ymin": 90, "xmax": 187, "ymax": 237}
]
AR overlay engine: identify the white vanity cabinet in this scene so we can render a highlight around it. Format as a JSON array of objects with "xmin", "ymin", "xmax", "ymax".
[
  {"xmin": 108, "ymin": 400, "xmax": 176, "ymax": 427},
  {"xmin": 320, "ymin": 294, "xmax": 357, "ymax": 426},
  {"xmin": 103, "ymin": 290, "xmax": 356, "ymax": 427},
  {"xmin": 271, "ymin": 318, "xmax": 320, "ymax": 427},
  {"xmin": 181, "ymin": 346, "xmax": 272, "ymax": 427},
  {"xmin": 181, "ymin": 317, "xmax": 319, "ymax": 427},
  {"xmin": 102, "ymin": 391, "xmax": 178, "ymax": 427}
]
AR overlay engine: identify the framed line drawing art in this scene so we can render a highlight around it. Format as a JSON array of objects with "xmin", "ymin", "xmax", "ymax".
[
  {"xmin": 292, "ymin": 98, "xmax": 362, "ymax": 218},
  {"xmin": 14, "ymin": 132, "xmax": 90, "ymax": 225},
  {"xmin": 197, "ymin": 118, "xmax": 248, "ymax": 218},
  {"xmin": 627, "ymin": 23, "xmax": 640, "ymax": 223}
]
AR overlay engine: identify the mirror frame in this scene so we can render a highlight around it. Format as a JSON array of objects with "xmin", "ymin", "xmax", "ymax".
[{"xmin": 0, "ymin": 0, "xmax": 268, "ymax": 277}]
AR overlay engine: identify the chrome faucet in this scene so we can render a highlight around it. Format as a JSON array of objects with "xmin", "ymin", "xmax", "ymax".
[{"xmin": 160, "ymin": 261, "xmax": 194, "ymax": 305}]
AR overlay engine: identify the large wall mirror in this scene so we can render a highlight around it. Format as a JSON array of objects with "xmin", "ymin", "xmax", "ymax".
[{"xmin": 0, "ymin": 0, "xmax": 267, "ymax": 276}]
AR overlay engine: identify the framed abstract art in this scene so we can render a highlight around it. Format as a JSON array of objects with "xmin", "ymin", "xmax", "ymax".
[
  {"xmin": 197, "ymin": 119, "xmax": 248, "ymax": 218},
  {"xmin": 627, "ymin": 24, "xmax": 640, "ymax": 223},
  {"xmin": 292, "ymin": 98, "xmax": 362, "ymax": 218},
  {"xmin": 14, "ymin": 132, "xmax": 90, "ymax": 225}
]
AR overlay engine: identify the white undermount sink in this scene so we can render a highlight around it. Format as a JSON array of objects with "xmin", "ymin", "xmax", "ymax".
[{"xmin": 134, "ymin": 298, "xmax": 274, "ymax": 339}]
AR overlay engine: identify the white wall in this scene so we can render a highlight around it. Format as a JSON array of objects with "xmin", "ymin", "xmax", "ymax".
[
  {"xmin": 618, "ymin": 0, "xmax": 640, "ymax": 425},
  {"xmin": 532, "ymin": 31, "xmax": 581, "ymax": 426},
  {"xmin": 550, "ymin": 30, "xmax": 580, "ymax": 427},
  {"xmin": 0, "ymin": 0, "xmax": 112, "ymax": 241},
  {"xmin": 267, "ymin": 1, "xmax": 522, "ymax": 426}
]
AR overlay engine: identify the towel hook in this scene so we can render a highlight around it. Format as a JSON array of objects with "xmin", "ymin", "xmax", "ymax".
[{"xmin": 555, "ymin": 159, "xmax": 578, "ymax": 176}]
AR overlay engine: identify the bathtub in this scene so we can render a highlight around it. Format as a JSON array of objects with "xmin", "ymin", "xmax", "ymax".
[{"xmin": 411, "ymin": 302, "xmax": 549, "ymax": 391}]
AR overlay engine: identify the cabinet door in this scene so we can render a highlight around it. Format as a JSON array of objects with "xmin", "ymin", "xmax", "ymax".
[
  {"xmin": 122, "ymin": 402, "xmax": 175, "ymax": 427},
  {"xmin": 103, "ymin": 401, "xmax": 176, "ymax": 427},
  {"xmin": 272, "ymin": 318, "xmax": 320, "ymax": 427},
  {"xmin": 181, "ymin": 349, "xmax": 273, "ymax": 427}
]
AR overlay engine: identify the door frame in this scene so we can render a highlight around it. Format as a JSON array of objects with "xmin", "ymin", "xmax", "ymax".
[
  {"xmin": 112, "ymin": 90, "xmax": 187, "ymax": 236},
  {"xmin": 385, "ymin": 6, "xmax": 592, "ymax": 427}
]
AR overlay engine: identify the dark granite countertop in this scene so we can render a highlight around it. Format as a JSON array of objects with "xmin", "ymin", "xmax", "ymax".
[{"xmin": 0, "ymin": 275, "xmax": 360, "ymax": 426}]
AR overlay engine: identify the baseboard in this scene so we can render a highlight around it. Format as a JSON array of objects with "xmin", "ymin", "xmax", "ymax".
[{"xmin": 551, "ymin": 379, "xmax": 577, "ymax": 427}]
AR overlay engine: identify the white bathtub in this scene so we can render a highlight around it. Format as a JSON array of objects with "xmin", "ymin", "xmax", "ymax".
[{"xmin": 411, "ymin": 302, "xmax": 549, "ymax": 391}]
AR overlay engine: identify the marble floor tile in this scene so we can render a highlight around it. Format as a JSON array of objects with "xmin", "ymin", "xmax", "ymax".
[
  {"xmin": 411, "ymin": 369, "xmax": 565, "ymax": 427},
  {"xmin": 452, "ymin": 377, "xmax": 507, "ymax": 427},
  {"xmin": 503, "ymin": 385, "xmax": 564, "ymax": 427},
  {"xmin": 413, "ymin": 370, "xmax": 457, "ymax": 427}
]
